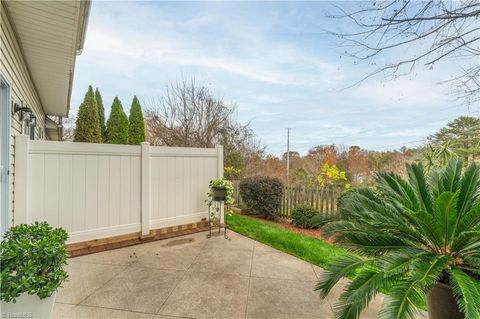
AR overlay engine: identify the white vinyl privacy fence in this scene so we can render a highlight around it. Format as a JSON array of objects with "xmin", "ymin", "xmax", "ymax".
[{"xmin": 13, "ymin": 135, "xmax": 222, "ymax": 243}]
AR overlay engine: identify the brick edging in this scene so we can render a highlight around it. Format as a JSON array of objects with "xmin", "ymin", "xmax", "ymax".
[{"xmin": 67, "ymin": 220, "xmax": 210, "ymax": 257}]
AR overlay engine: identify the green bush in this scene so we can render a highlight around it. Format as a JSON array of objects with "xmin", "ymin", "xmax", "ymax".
[
  {"xmin": 291, "ymin": 205, "xmax": 319, "ymax": 228},
  {"xmin": 74, "ymin": 86, "xmax": 102, "ymax": 143},
  {"xmin": 95, "ymin": 88, "xmax": 107, "ymax": 142},
  {"xmin": 239, "ymin": 176, "xmax": 283, "ymax": 219},
  {"xmin": 128, "ymin": 96, "xmax": 145, "ymax": 145},
  {"xmin": 0, "ymin": 222, "xmax": 69, "ymax": 302},
  {"xmin": 106, "ymin": 97, "xmax": 129, "ymax": 144}
]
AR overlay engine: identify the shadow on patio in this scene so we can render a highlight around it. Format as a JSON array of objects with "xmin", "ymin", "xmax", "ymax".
[{"xmin": 54, "ymin": 231, "xmax": 390, "ymax": 319}]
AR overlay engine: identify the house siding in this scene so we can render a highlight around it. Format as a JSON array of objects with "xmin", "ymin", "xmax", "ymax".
[{"xmin": 1, "ymin": 3, "xmax": 47, "ymax": 226}]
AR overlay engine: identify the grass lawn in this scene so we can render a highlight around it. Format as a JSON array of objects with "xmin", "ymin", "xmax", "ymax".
[{"xmin": 227, "ymin": 213, "xmax": 350, "ymax": 268}]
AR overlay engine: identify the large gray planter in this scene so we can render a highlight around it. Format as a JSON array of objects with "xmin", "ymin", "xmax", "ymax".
[{"xmin": 427, "ymin": 283, "xmax": 464, "ymax": 319}]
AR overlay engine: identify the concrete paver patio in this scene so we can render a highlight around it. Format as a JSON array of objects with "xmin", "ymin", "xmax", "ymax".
[{"xmin": 53, "ymin": 231, "xmax": 423, "ymax": 319}]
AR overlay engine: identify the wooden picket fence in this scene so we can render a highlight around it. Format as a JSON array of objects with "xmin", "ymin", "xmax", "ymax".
[
  {"xmin": 231, "ymin": 180, "xmax": 341, "ymax": 218},
  {"xmin": 279, "ymin": 186, "xmax": 340, "ymax": 218},
  {"xmin": 232, "ymin": 180, "xmax": 242, "ymax": 205}
]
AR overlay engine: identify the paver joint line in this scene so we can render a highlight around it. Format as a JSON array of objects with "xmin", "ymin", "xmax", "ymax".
[
  {"xmin": 244, "ymin": 241, "xmax": 256, "ymax": 319},
  {"xmin": 55, "ymin": 230, "xmax": 399, "ymax": 319},
  {"xmin": 155, "ymin": 234, "xmax": 210, "ymax": 317}
]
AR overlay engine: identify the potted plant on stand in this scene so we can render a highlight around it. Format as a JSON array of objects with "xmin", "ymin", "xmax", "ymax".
[
  {"xmin": 316, "ymin": 160, "xmax": 480, "ymax": 319},
  {"xmin": 206, "ymin": 178, "xmax": 234, "ymax": 226},
  {"xmin": 1, "ymin": 222, "xmax": 69, "ymax": 318}
]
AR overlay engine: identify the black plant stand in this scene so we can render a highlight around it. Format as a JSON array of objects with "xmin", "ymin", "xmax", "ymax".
[{"xmin": 207, "ymin": 200, "xmax": 228, "ymax": 239}]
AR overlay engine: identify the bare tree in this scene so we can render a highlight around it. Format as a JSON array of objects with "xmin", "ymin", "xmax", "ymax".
[
  {"xmin": 61, "ymin": 116, "xmax": 76, "ymax": 142},
  {"xmin": 331, "ymin": 1, "xmax": 480, "ymax": 104},
  {"xmin": 145, "ymin": 79, "xmax": 263, "ymax": 170}
]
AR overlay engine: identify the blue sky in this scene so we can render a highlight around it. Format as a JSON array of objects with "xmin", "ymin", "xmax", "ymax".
[{"xmin": 71, "ymin": 1, "xmax": 478, "ymax": 156}]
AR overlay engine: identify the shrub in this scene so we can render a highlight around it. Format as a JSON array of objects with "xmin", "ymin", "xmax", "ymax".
[
  {"xmin": 224, "ymin": 166, "xmax": 241, "ymax": 180},
  {"xmin": 95, "ymin": 88, "xmax": 107, "ymax": 142},
  {"xmin": 128, "ymin": 96, "xmax": 146, "ymax": 145},
  {"xmin": 106, "ymin": 97, "xmax": 129, "ymax": 144},
  {"xmin": 0, "ymin": 222, "xmax": 69, "ymax": 302},
  {"xmin": 291, "ymin": 205, "xmax": 319, "ymax": 228},
  {"xmin": 74, "ymin": 86, "xmax": 102, "ymax": 143},
  {"xmin": 239, "ymin": 176, "xmax": 283, "ymax": 219}
]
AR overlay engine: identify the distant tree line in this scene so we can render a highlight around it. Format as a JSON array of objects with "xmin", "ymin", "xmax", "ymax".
[
  {"xmin": 238, "ymin": 115, "xmax": 480, "ymax": 188},
  {"xmin": 73, "ymin": 86, "xmax": 145, "ymax": 145},
  {"xmin": 240, "ymin": 144, "xmax": 417, "ymax": 188}
]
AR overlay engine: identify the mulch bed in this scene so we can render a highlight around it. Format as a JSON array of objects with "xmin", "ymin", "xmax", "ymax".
[{"xmin": 277, "ymin": 222, "xmax": 326, "ymax": 240}]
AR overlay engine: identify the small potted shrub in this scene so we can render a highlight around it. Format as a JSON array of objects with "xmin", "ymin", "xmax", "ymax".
[
  {"xmin": 1, "ymin": 222, "xmax": 69, "ymax": 318},
  {"xmin": 316, "ymin": 160, "xmax": 480, "ymax": 319}
]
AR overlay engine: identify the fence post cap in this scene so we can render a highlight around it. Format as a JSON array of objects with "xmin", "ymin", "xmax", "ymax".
[{"xmin": 15, "ymin": 134, "xmax": 28, "ymax": 140}]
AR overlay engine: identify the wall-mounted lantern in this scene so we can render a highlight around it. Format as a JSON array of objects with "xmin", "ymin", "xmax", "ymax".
[
  {"xmin": 13, "ymin": 101, "xmax": 32, "ymax": 121},
  {"xmin": 13, "ymin": 101, "xmax": 36, "ymax": 139},
  {"xmin": 29, "ymin": 114, "xmax": 37, "ymax": 127}
]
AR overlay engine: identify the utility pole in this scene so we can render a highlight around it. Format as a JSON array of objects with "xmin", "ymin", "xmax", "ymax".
[{"xmin": 286, "ymin": 128, "xmax": 290, "ymax": 187}]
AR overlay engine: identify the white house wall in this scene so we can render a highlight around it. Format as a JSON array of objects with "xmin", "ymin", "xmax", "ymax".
[{"xmin": 1, "ymin": 3, "xmax": 47, "ymax": 226}]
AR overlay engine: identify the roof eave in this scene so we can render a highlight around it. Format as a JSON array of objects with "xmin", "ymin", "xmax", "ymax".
[{"xmin": 66, "ymin": 0, "xmax": 91, "ymax": 118}]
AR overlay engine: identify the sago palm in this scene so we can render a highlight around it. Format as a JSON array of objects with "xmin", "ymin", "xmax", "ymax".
[{"xmin": 316, "ymin": 160, "xmax": 480, "ymax": 319}]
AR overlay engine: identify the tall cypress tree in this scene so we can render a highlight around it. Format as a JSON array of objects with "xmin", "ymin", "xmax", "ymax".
[
  {"xmin": 106, "ymin": 97, "xmax": 129, "ymax": 144},
  {"xmin": 128, "ymin": 96, "xmax": 146, "ymax": 145},
  {"xmin": 95, "ymin": 88, "xmax": 107, "ymax": 142},
  {"xmin": 74, "ymin": 86, "xmax": 101, "ymax": 143}
]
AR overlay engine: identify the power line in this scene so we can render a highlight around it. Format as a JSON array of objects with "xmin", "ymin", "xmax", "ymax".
[{"xmin": 369, "ymin": 139, "xmax": 427, "ymax": 150}]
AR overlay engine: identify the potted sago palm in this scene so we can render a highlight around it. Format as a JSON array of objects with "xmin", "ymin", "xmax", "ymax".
[{"xmin": 316, "ymin": 160, "xmax": 480, "ymax": 319}]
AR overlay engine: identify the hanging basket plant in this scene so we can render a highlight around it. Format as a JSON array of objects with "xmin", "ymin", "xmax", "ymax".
[
  {"xmin": 211, "ymin": 186, "xmax": 227, "ymax": 201},
  {"xmin": 206, "ymin": 179, "xmax": 234, "ymax": 226},
  {"xmin": 207, "ymin": 178, "xmax": 234, "ymax": 205}
]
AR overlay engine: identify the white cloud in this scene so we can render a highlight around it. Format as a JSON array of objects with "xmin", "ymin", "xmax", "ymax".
[
  {"xmin": 82, "ymin": 5, "xmax": 339, "ymax": 87},
  {"xmin": 72, "ymin": 1, "xmax": 470, "ymax": 156},
  {"xmin": 347, "ymin": 75, "xmax": 450, "ymax": 109}
]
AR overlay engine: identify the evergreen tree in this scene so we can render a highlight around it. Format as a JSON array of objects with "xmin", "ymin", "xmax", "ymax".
[
  {"xmin": 95, "ymin": 88, "xmax": 107, "ymax": 142},
  {"xmin": 106, "ymin": 97, "xmax": 129, "ymax": 144},
  {"xmin": 429, "ymin": 116, "xmax": 480, "ymax": 163},
  {"xmin": 74, "ymin": 86, "xmax": 101, "ymax": 143},
  {"xmin": 128, "ymin": 96, "xmax": 146, "ymax": 145}
]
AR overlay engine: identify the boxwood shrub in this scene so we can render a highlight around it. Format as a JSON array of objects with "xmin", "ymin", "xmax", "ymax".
[
  {"xmin": 0, "ymin": 222, "xmax": 69, "ymax": 302},
  {"xmin": 239, "ymin": 176, "xmax": 283, "ymax": 219},
  {"xmin": 291, "ymin": 205, "xmax": 320, "ymax": 228}
]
